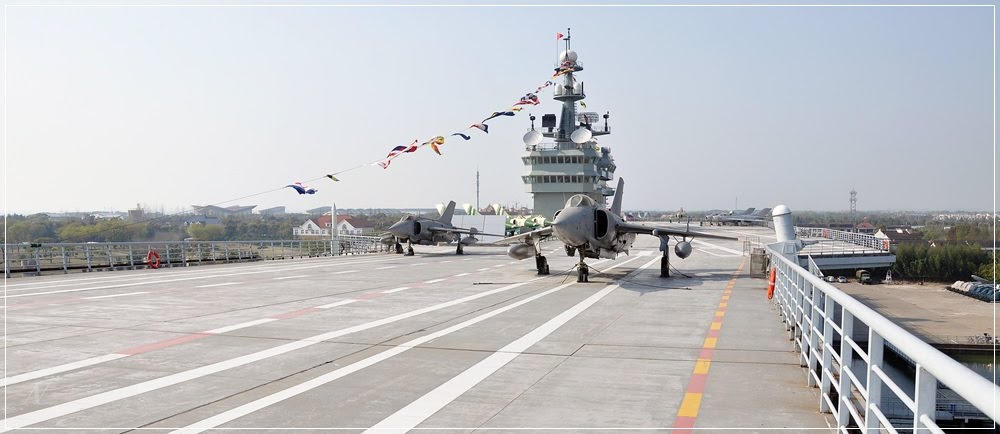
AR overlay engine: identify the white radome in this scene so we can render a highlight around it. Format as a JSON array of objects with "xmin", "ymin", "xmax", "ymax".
[{"xmin": 560, "ymin": 50, "xmax": 578, "ymax": 63}]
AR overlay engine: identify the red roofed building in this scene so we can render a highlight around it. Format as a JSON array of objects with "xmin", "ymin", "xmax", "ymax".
[{"xmin": 293, "ymin": 214, "xmax": 374, "ymax": 237}]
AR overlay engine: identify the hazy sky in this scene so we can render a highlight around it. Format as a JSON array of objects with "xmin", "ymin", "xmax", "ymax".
[{"xmin": 4, "ymin": 4, "xmax": 994, "ymax": 214}]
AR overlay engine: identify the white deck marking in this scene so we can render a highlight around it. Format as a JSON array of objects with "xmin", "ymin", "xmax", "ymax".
[
  {"xmin": 365, "ymin": 256, "xmax": 660, "ymax": 434},
  {"xmin": 170, "ymin": 256, "xmax": 646, "ymax": 434},
  {"xmin": 170, "ymin": 282, "xmax": 579, "ymax": 434},
  {"xmin": 453, "ymin": 273, "xmax": 470, "ymax": 277},
  {"xmin": 315, "ymin": 300, "xmax": 359, "ymax": 309},
  {"xmin": 82, "ymin": 292, "xmax": 147, "ymax": 300},
  {"xmin": 476, "ymin": 268, "xmax": 490, "ymax": 272},
  {"xmin": 194, "ymin": 282, "xmax": 239, "ymax": 288},
  {"xmin": 333, "ymin": 270, "xmax": 358, "ymax": 275},
  {"xmin": 0, "ymin": 279, "xmax": 540, "ymax": 431},
  {"xmin": 272, "ymin": 275, "xmax": 308, "ymax": 280},
  {"xmin": 380, "ymin": 287, "xmax": 412, "ymax": 294},
  {"xmin": 375, "ymin": 266, "xmax": 396, "ymax": 270},
  {"xmin": 203, "ymin": 319, "xmax": 278, "ymax": 335},
  {"xmin": 493, "ymin": 264, "xmax": 505, "ymax": 268},
  {"xmin": 692, "ymin": 239, "xmax": 743, "ymax": 255},
  {"xmin": 2, "ymin": 354, "xmax": 128, "ymax": 387},
  {"xmin": 423, "ymin": 278, "xmax": 446, "ymax": 284},
  {"xmin": 4, "ymin": 257, "xmax": 396, "ymax": 299}
]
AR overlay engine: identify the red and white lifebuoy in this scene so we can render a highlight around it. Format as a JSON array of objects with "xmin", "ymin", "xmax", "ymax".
[
  {"xmin": 766, "ymin": 267, "xmax": 777, "ymax": 300},
  {"xmin": 146, "ymin": 250, "xmax": 161, "ymax": 269}
]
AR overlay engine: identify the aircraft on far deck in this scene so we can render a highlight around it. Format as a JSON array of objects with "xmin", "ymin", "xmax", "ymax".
[
  {"xmin": 498, "ymin": 178, "xmax": 738, "ymax": 282},
  {"xmin": 707, "ymin": 207, "xmax": 755, "ymax": 224},
  {"xmin": 382, "ymin": 201, "xmax": 503, "ymax": 255},
  {"xmin": 719, "ymin": 207, "xmax": 772, "ymax": 226}
]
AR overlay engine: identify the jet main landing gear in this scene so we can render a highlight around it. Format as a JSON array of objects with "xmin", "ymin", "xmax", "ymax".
[
  {"xmin": 535, "ymin": 255, "xmax": 550, "ymax": 275},
  {"xmin": 405, "ymin": 241, "xmax": 415, "ymax": 256},
  {"xmin": 660, "ymin": 249, "xmax": 670, "ymax": 278},
  {"xmin": 565, "ymin": 245, "xmax": 576, "ymax": 257},
  {"xmin": 394, "ymin": 242, "xmax": 404, "ymax": 254}
]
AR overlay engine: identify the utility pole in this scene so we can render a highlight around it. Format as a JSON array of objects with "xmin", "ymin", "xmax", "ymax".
[
  {"xmin": 476, "ymin": 169, "xmax": 480, "ymax": 212},
  {"xmin": 331, "ymin": 203, "xmax": 339, "ymax": 256}
]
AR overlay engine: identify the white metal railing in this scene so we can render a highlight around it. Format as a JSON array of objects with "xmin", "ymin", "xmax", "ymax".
[
  {"xmin": 767, "ymin": 244, "xmax": 999, "ymax": 432},
  {"xmin": 795, "ymin": 227, "xmax": 891, "ymax": 252},
  {"xmin": 3, "ymin": 235, "xmax": 387, "ymax": 277}
]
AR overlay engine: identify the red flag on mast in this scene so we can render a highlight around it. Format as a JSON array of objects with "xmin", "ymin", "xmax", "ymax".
[{"xmin": 556, "ymin": 32, "xmax": 564, "ymax": 40}]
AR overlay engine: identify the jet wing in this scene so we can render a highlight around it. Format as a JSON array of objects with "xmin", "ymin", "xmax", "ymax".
[
  {"xmin": 494, "ymin": 226, "xmax": 554, "ymax": 245},
  {"xmin": 428, "ymin": 226, "xmax": 506, "ymax": 237},
  {"xmin": 617, "ymin": 222, "xmax": 738, "ymax": 241}
]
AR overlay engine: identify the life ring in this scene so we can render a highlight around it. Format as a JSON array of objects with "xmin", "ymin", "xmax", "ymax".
[
  {"xmin": 146, "ymin": 250, "xmax": 161, "ymax": 269},
  {"xmin": 766, "ymin": 267, "xmax": 776, "ymax": 300}
]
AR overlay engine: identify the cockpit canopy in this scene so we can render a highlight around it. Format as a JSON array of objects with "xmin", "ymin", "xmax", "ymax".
[
  {"xmin": 399, "ymin": 215, "xmax": 416, "ymax": 222},
  {"xmin": 566, "ymin": 194, "xmax": 596, "ymax": 208}
]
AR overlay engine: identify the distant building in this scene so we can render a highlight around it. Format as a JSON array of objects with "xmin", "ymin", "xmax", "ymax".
[
  {"xmin": 128, "ymin": 204, "xmax": 144, "ymax": 221},
  {"xmin": 258, "ymin": 206, "xmax": 286, "ymax": 216},
  {"xmin": 192, "ymin": 205, "xmax": 256, "ymax": 217},
  {"xmin": 855, "ymin": 222, "xmax": 875, "ymax": 235},
  {"xmin": 306, "ymin": 206, "xmax": 332, "ymax": 215},
  {"xmin": 293, "ymin": 214, "xmax": 375, "ymax": 237},
  {"xmin": 874, "ymin": 227, "xmax": 924, "ymax": 246},
  {"xmin": 184, "ymin": 215, "xmax": 221, "ymax": 226}
]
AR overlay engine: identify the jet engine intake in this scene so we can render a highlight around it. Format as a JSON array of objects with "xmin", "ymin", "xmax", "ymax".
[
  {"xmin": 507, "ymin": 243, "xmax": 535, "ymax": 260},
  {"xmin": 674, "ymin": 241, "xmax": 692, "ymax": 259}
]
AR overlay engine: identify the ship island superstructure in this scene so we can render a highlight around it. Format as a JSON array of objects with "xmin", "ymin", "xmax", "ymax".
[{"xmin": 521, "ymin": 32, "xmax": 617, "ymax": 221}]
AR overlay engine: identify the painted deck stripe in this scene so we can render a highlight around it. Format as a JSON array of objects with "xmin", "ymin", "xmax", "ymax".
[
  {"xmin": 4, "ymin": 256, "xmax": 397, "ymax": 299},
  {"xmin": 671, "ymin": 257, "xmax": 746, "ymax": 433},
  {"xmin": 380, "ymin": 287, "xmax": 411, "ymax": 294},
  {"xmin": 83, "ymin": 291, "xmax": 148, "ymax": 300},
  {"xmin": 691, "ymin": 239, "xmax": 743, "ymax": 255},
  {"xmin": 2, "ymin": 354, "xmax": 128, "ymax": 387},
  {"xmin": 316, "ymin": 300, "xmax": 359, "ymax": 309},
  {"xmin": 119, "ymin": 334, "xmax": 210, "ymax": 356},
  {"xmin": 195, "ymin": 282, "xmax": 240, "ymax": 288},
  {"xmin": 477, "ymin": 268, "xmax": 490, "ymax": 272},
  {"xmin": 272, "ymin": 275, "xmax": 308, "ymax": 280},
  {"xmin": 171, "ymin": 280, "xmax": 581, "ymax": 434},
  {"xmin": 423, "ymin": 278, "xmax": 446, "ymax": 284},
  {"xmin": 363, "ymin": 256, "xmax": 658, "ymax": 434},
  {"xmin": 333, "ymin": 270, "xmax": 358, "ymax": 275},
  {"xmin": 204, "ymin": 319, "xmax": 277, "ymax": 334},
  {"xmin": 177, "ymin": 255, "xmax": 650, "ymax": 434},
  {"xmin": 0, "ymin": 278, "xmax": 541, "ymax": 432},
  {"xmin": 270, "ymin": 307, "xmax": 320, "ymax": 320},
  {"xmin": 453, "ymin": 273, "xmax": 470, "ymax": 277},
  {"xmin": 374, "ymin": 266, "xmax": 396, "ymax": 270}
]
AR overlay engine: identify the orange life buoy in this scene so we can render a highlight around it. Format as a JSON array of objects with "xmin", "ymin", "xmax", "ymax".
[
  {"xmin": 146, "ymin": 250, "xmax": 161, "ymax": 269},
  {"xmin": 766, "ymin": 267, "xmax": 776, "ymax": 300}
]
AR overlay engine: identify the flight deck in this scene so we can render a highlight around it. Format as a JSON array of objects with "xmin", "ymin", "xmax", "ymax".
[{"xmin": 4, "ymin": 226, "xmax": 831, "ymax": 432}]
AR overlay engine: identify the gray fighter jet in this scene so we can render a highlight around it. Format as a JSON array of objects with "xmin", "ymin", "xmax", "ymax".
[
  {"xmin": 384, "ymin": 201, "xmax": 501, "ymax": 256},
  {"xmin": 499, "ymin": 178, "xmax": 737, "ymax": 282}
]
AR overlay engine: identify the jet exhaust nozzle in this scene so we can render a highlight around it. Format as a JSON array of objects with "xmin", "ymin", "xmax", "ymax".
[
  {"xmin": 674, "ymin": 241, "xmax": 692, "ymax": 259},
  {"xmin": 507, "ymin": 243, "xmax": 535, "ymax": 260}
]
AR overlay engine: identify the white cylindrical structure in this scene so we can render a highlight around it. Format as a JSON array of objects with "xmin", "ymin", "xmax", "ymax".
[{"xmin": 772, "ymin": 204, "xmax": 795, "ymax": 242}]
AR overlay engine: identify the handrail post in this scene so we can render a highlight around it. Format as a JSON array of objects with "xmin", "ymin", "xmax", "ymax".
[
  {"xmin": 865, "ymin": 331, "xmax": 884, "ymax": 432},
  {"xmin": 837, "ymin": 310, "xmax": 855, "ymax": 428},
  {"xmin": 914, "ymin": 365, "xmax": 937, "ymax": 431},
  {"xmin": 128, "ymin": 245, "xmax": 134, "ymax": 269},
  {"xmin": 820, "ymin": 292, "xmax": 834, "ymax": 413},
  {"xmin": 807, "ymin": 282, "xmax": 822, "ymax": 385},
  {"xmin": 85, "ymin": 245, "xmax": 92, "ymax": 272},
  {"xmin": 62, "ymin": 246, "xmax": 68, "ymax": 274},
  {"xmin": 165, "ymin": 243, "xmax": 171, "ymax": 268}
]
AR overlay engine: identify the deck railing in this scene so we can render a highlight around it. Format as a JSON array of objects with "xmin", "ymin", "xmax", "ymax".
[
  {"xmin": 767, "ymin": 243, "xmax": 998, "ymax": 433},
  {"xmin": 3, "ymin": 235, "xmax": 388, "ymax": 277}
]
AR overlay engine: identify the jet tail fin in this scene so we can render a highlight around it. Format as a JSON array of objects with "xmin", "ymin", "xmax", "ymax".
[
  {"xmin": 610, "ymin": 178, "xmax": 625, "ymax": 216},
  {"xmin": 439, "ymin": 201, "xmax": 456, "ymax": 224}
]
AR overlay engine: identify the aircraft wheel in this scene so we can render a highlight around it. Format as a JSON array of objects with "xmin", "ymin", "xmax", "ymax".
[
  {"xmin": 536, "ymin": 255, "xmax": 550, "ymax": 275},
  {"xmin": 577, "ymin": 263, "xmax": 589, "ymax": 283},
  {"xmin": 405, "ymin": 246, "xmax": 415, "ymax": 256},
  {"xmin": 660, "ymin": 256, "xmax": 670, "ymax": 278},
  {"xmin": 456, "ymin": 243, "xmax": 464, "ymax": 255},
  {"xmin": 394, "ymin": 243, "xmax": 404, "ymax": 254},
  {"xmin": 565, "ymin": 245, "xmax": 576, "ymax": 257}
]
